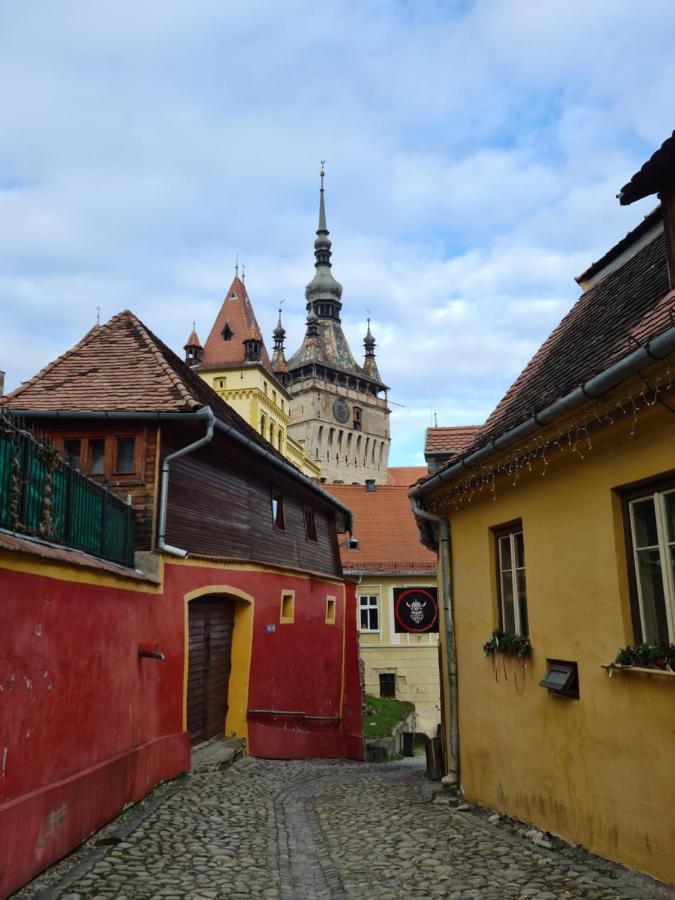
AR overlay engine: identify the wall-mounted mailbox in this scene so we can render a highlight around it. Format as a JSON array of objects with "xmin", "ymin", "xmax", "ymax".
[{"xmin": 138, "ymin": 640, "xmax": 166, "ymax": 661}]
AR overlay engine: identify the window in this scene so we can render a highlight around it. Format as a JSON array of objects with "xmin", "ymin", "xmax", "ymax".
[
  {"xmin": 540, "ymin": 660, "xmax": 579, "ymax": 700},
  {"xmin": 494, "ymin": 522, "xmax": 528, "ymax": 636},
  {"xmin": 379, "ymin": 673, "xmax": 396, "ymax": 698},
  {"xmin": 353, "ymin": 407, "xmax": 362, "ymax": 431},
  {"xmin": 64, "ymin": 439, "xmax": 81, "ymax": 470},
  {"xmin": 215, "ymin": 377, "xmax": 227, "ymax": 390},
  {"xmin": 271, "ymin": 488, "xmax": 285, "ymax": 529},
  {"xmin": 303, "ymin": 504, "xmax": 317, "ymax": 541},
  {"xmin": 280, "ymin": 590, "xmax": 294, "ymax": 623},
  {"xmin": 625, "ymin": 484, "xmax": 675, "ymax": 643},
  {"xmin": 89, "ymin": 438, "xmax": 105, "ymax": 475},
  {"xmin": 115, "ymin": 437, "xmax": 135, "ymax": 474},
  {"xmin": 260, "ymin": 413, "xmax": 266, "ymax": 436},
  {"xmin": 222, "ymin": 323, "xmax": 233, "ymax": 340},
  {"xmin": 325, "ymin": 595, "xmax": 336, "ymax": 624},
  {"xmin": 359, "ymin": 595, "xmax": 379, "ymax": 631}
]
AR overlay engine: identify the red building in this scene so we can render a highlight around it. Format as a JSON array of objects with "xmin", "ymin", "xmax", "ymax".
[{"xmin": 1, "ymin": 310, "xmax": 362, "ymax": 896}]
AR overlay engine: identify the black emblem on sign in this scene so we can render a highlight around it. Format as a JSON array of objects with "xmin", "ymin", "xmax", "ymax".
[
  {"xmin": 332, "ymin": 398, "xmax": 350, "ymax": 423},
  {"xmin": 394, "ymin": 588, "xmax": 439, "ymax": 633}
]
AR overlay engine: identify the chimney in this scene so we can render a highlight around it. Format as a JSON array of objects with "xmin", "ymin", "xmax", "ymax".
[
  {"xmin": 619, "ymin": 130, "xmax": 675, "ymax": 289},
  {"xmin": 365, "ymin": 479, "xmax": 376, "ymax": 492}
]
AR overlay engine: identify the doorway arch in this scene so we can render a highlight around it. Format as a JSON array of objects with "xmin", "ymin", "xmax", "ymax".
[{"xmin": 183, "ymin": 586, "xmax": 254, "ymax": 745}]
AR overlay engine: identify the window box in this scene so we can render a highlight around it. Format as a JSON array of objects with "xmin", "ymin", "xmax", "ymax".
[
  {"xmin": 602, "ymin": 641, "xmax": 675, "ymax": 677},
  {"xmin": 483, "ymin": 629, "xmax": 531, "ymax": 658}
]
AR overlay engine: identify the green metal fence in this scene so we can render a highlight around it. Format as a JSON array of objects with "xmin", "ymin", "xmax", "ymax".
[{"xmin": 0, "ymin": 416, "xmax": 135, "ymax": 567}]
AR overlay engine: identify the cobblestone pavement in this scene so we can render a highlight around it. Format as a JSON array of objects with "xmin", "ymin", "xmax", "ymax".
[{"xmin": 40, "ymin": 757, "xmax": 670, "ymax": 900}]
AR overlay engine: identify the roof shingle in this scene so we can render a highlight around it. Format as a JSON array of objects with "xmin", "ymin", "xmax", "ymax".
[
  {"xmin": 324, "ymin": 482, "xmax": 437, "ymax": 574},
  {"xmin": 425, "ymin": 426, "xmax": 481, "ymax": 455}
]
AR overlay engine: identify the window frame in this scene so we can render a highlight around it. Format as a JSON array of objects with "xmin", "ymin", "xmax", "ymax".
[
  {"xmin": 379, "ymin": 672, "xmax": 396, "ymax": 698},
  {"xmin": 492, "ymin": 519, "xmax": 528, "ymax": 637},
  {"xmin": 114, "ymin": 436, "xmax": 136, "ymax": 475},
  {"xmin": 280, "ymin": 590, "xmax": 295, "ymax": 624},
  {"xmin": 303, "ymin": 504, "xmax": 318, "ymax": 541},
  {"xmin": 620, "ymin": 473, "xmax": 675, "ymax": 644},
  {"xmin": 271, "ymin": 487, "xmax": 285, "ymax": 530},
  {"xmin": 358, "ymin": 594, "xmax": 380, "ymax": 632}
]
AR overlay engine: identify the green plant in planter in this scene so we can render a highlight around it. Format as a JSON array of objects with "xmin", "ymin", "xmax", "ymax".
[
  {"xmin": 483, "ymin": 629, "xmax": 531, "ymax": 659},
  {"xmin": 614, "ymin": 641, "xmax": 675, "ymax": 671}
]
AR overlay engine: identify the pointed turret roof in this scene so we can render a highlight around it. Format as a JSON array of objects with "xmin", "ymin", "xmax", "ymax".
[
  {"xmin": 271, "ymin": 308, "xmax": 288, "ymax": 374},
  {"xmin": 362, "ymin": 318, "xmax": 382, "ymax": 383},
  {"xmin": 201, "ymin": 276, "xmax": 275, "ymax": 376},
  {"xmin": 184, "ymin": 323, "xmax": 202, "ymax": 349}
]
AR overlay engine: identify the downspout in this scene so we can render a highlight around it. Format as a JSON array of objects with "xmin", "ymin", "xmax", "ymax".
[
  {"xmin": 410, "ymin": 496, "xmax": 458, "ymax": 786},
  {"xmin": 157, "ymin": 408, "xmax": 216, "ymax": 558}
]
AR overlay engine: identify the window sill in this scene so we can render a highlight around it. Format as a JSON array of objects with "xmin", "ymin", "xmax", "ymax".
[{"xmin": 601, "ymin": 663, "xmax": 675, "ymax": 679}]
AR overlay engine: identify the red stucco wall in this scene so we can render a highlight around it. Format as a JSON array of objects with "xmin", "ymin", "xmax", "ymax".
[{"xmin": 0, "ymin": 557, "xmax": 362, "ymax": 896}]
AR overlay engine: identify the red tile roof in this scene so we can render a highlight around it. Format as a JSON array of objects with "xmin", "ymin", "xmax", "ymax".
[
  {"xmin": 478, "ymin": 229, "xmax": 671, "ymax": 446},
  {"xmin": 575, "ymin": 206, "xmax": 662, "ymax": 286},
  {"xmin": 386, "ymin": 466, "xmax": 428, "ymax": 486},
  {"xmin": 324, "ymin": 484, "xmax": 437, "ymax": 574},
  {"xmin": 0, "ymin": 529, "xmax": 153, "ymax": 580},
  {"xmin": 4, "ymin": 309, "xmax": 284, "ymax": 458},
  {"xmin": 425, "ymin": 426, "xmax": 481, "ymax": 456},
  {"xmin": 200, "ymin": 276, "xmax": 275, "ymax": 376}
]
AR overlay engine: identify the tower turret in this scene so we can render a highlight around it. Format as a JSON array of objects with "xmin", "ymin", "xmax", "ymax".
[
  {"xmin": 271, "ymin": 308, "xmax": 288, "ymax": 374},
  {"xmin": 362, "ymin": 318, "xmax": 382, "ymax": 383},
  {"xmin": 184, "ymin": 323, "xmax": 203, "ymax": 368}
]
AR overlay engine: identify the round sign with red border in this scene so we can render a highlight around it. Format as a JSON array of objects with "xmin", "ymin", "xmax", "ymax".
[{"xmin": 394, "ymin": 588, "xmax": 439, "ymax": 633}]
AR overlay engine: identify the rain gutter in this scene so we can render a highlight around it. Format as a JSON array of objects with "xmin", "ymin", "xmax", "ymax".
[
  {"xmin": 410, "ymin": 321, "xmax": 675, "ymax": 501},
  {"xmin": 11, "ymin": 405, "xmax": 354, "ymax": 542},
  {"xmin": 409, "ymin": 496, "xmax": 458, "ymax": 785}
]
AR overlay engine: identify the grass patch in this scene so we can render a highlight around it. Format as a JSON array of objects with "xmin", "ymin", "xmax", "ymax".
[{"xmin": 363, "ymin": 694, "xmax": 414, "ymax": 738}]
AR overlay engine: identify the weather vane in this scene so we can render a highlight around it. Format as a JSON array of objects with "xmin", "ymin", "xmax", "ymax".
[
  {"xmin": 96, "ymin": 306, "xmax": 101, "ymax": 325},
  {"xmin": 235, "ymin": 254, "xmax": 239, "ymax": 277},
  {"xmin": 320, "ymin": 159, "xmax": 326, "ymax": 188}
]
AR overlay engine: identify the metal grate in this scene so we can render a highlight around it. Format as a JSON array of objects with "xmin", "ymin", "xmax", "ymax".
[{"xmin": 0, "ymin": 414, "xmax": 135, "ymax": 567}]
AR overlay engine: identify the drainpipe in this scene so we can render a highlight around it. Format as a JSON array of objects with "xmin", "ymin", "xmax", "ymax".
[
  {"xmin": 409, "ymin": 496, "xmax": 458, "ymax": 786},
  {"xmin": 157, "ymin": 408, "xmax": 216, "ymax": 558}
]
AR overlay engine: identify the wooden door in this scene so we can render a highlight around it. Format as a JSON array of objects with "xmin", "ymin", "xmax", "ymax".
[{"xmin": 187, "ymin": 599, "xmax": 234, "ymax": 745}]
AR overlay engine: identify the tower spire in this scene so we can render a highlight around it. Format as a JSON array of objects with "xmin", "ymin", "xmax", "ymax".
[{"xmin": 305, "ymin": 164, "xmax": 343, "ymax": 316}]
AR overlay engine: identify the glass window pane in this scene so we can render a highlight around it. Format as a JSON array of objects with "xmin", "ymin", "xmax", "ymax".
[
  {"xmin": 517, "ymin": 570, "xmax": 528, "ymax": 637},
  {"xmin": 499, "ymin": 536, "xmax": 512, "ymax": 571},
  {"xmin": 369, "ymin": 609, "xmax": 379, "ymax": 630},
  {"xmin": 360, "ymin": 596, "xmax": 367, "ymax": 607},
  {"xmin": 632, "ymin": 498, "xmax": 658, "ymax": 547},
  {"xmin": 116, "ymin": 437, "xmax": 135, "ymax": 474},
  {"xmin": 664, "ymin": 492, "xmax": 675, "ymax": 544},
  {"xmin": 64, "ymin": 439, "xmax": 81, "ymax": 470},
  {"xmin": 501, "ymin": 572, "xmax": 516, "ymax": 633},
  {"xmin": 514, "ymin": 532, "xmax": 525, "ymax": 568},
  {"xmin": 90, "ymin": 439, "xmax": 105, "ymax": 475},
  {"xmin": 360, "ymin": 608, "xmax": 369, "ymax": 629},
  {"xmin": 636, "ymin": 549, "xmax": 669, "ymax": 643}
]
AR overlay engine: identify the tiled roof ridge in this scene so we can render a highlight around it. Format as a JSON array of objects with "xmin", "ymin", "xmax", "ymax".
[
  {"xmin": 121, "ymin": 310, "xmax": 198, "ymax": 409},
  {"xmin": 575, "ymin": 205, "xmax": 662, "ymax": 285}
]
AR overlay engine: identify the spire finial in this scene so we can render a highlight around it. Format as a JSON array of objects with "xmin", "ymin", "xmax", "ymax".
[
  {"xmin": 96, "ymin": 306, "xmax": 101, "ymax": 326},
  {"xmin": 235, "ymin": 254, "xmax": 239, "ymax": 278},
  {"xmin": 241, "ymin": 263, "xmax": 246, "ymax": 283},
  {"xmin": 320, "ymin": 159, "xmax": 326, "ymax": 190}
]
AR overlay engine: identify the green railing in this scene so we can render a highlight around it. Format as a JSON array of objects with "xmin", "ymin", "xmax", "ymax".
[{"xmin": 0, "ymin": 416, "xmax": 135, "ymax": 567}]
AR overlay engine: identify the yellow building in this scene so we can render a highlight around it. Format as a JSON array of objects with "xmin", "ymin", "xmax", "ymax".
[
  {"xmin": 327, "ymin": 469, "xmax": 442, "ymax": 736},
  {"xmin": 411, "ymin": 137, "xmax": 675, "ymax": 884},
  {"xmin": 184, "ymin": 275, "xmax": 320, "ymax": 479}
]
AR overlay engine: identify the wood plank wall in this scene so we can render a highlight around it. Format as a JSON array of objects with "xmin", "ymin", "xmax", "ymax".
[{"xmin": 164, "ymin": 430, "xmax": 343, "ymax": 578}]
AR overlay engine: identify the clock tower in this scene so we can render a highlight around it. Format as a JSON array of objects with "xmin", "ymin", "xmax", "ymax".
[{"xmin": 282, "ymin": 171, "xmax": 391, "ymax": 484}]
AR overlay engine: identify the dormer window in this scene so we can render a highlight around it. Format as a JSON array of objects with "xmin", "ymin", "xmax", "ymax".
[
  {"xmin": 244, "ymin": 339, "xmax": 261, "ymax": 362},
  {"xmin": 222, "ymin": 323, "xmax": 233, "ymax": 341}
]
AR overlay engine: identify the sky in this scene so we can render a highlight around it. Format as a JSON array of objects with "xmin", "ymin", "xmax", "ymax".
[{"xmin": 2, "ymin": 0, "xmax": 675, "ymax": 466}]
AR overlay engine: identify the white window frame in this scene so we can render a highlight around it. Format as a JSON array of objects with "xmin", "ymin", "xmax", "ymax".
[
  {"xmin": 497, "ymin": 529, "xmax": 527, "ymax": 637},
  {"xmin": 359, "ymin": 595, "xmax": 380, "ymax": 632},
  {"xmin": 628, "ymin": 488, "xmax": 675, "ymax": 643}
]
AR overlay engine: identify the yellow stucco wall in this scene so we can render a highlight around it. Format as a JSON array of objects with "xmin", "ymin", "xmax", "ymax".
[
  {"xmin": 434, "ymin": 396, "xmax": 675, "ymax": 883},
  {"xmin": 200, "ymin": 367, "xmax": 320, "ymax": 478},
  {"xmin": 357, "ymin": 574, "xmax": 441, "ymax": 735}
]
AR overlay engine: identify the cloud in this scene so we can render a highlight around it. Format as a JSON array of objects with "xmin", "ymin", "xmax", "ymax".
[{"xmin": 1, "ymin": 0, "xmax": 675, "ymax": 468}]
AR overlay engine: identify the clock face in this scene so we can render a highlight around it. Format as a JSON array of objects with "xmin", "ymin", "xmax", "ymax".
[{"xmin": 332, "ymin": 398, "xmax": 350, "ymax": 423}]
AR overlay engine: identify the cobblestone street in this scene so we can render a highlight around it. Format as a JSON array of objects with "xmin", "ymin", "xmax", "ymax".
[{"xmin": 29, "ymin": 758, "xmax": 671, "ymax": 900}]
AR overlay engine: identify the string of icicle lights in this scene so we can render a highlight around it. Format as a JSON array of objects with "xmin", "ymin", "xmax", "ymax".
[{"xmin": 425, "ymin": 354, "xmax": 675, "ymax": 514}]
